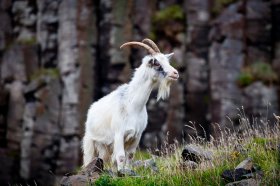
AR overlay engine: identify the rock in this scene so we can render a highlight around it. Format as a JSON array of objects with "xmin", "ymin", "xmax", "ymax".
[
  {"xmin": 235, "ymin": 158, "xmax": 253, "ymax": 170},
  {"xmin": 243, "ymin": 82, "xmax": 279, "ymax": 126},
  {"xmin": 1, "ymin": 45, "xmax": 27, "ymax": 82},
  {"xmin": 103, "ymin": 169, "xmax": 117, "ymax": 178},
  {"xmin": 60, "ymin": 174, "xmax": 88, "ymax": 186},
  {"xmin": 225, "ymin": 178, "xmax": 260, "ymax": 186},
  {"xmin": 60, "ymin": 158, "xmax": 104, "ymax": 185},
  {"xmin": 81, "ymin": 158, "xmax": 104, "ymax": 176},
  {"xmin": 132, "ymin": 159, "xmax": 158, "ymax": 172},
  {"xmin": 117, "ymin": 168, "xmax": 137, "ymax": 177},
  {"xmin": 182, "ymin": 144, "xmax": 213, "ymax": 163},
  {"xmin": 181, "ymin": 160, "xmax": 198, "ymax": 170},
  {"xmin": 186, "ymin": 53, "xmax": 208, "ymax": 92},
  {"xmin": 221, "ymin": 168, "xmax": 252, "ymax": 182},
  {"xmin": 222, "ymin": 158, "xmax": 263, "ymax": 182}
]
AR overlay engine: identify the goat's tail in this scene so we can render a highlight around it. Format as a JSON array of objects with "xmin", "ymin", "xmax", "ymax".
[{"xmin": 82, "ymin": 135, "xmax": 95, "ymax": 168}]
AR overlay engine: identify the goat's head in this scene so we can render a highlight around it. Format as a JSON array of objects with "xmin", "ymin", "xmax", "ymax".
[{"xmin": 120, "ymin": 38, "xmax": 179, "ymax": 100}]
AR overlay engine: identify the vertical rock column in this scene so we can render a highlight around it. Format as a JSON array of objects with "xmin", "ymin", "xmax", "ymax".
[
  {"xmin": 131, "ymin": 0, "xmax": 161, "ymax": 149},
  {"xmin": 246, "ymin": 0, "xmax": 271, "ymax": 64},
  {"xmin": 57, "ymin": 0, "xmax": 80, "ymax": 175},
  {"xmin": 184, "ymin": 0, "xmax": 211, "ymax": 139},
  {"xmin": 0, "ymin": 46, "xmax": 26, "ymax": 183},
  {"xmin": 20, "ymin": 0, "xmax": 61, "ymax": 184},
  {"xmin": 243, "ymin": 0, "xmax": 278, "ymax": 124},
  {"xmin": 77, "ymin": 0, "xmax": 96, "ymax": 137},
  {"xmin": 209, "ymin": 2, "xmax": 245, "ymax": 135},
  {"xmin": 97, "ymin": 0, "xmax": 132, "ymax": 96},
  {"xmin": 272, "ymin": 0, "xmax": 280, "ymax": 110},
  {"xmin": 131, "ymin": 0, "xmax": 155, "ymax": 66}
]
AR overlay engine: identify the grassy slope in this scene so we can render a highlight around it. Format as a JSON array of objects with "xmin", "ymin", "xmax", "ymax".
[{"xmin": 94, "ymin": 120, "xmax": 280, "ymax": 186}]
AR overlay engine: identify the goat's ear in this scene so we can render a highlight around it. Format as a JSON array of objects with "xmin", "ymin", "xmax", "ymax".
[{"xmin": 165, "ymin": 53, "xmax": 174, "ymax": 59}]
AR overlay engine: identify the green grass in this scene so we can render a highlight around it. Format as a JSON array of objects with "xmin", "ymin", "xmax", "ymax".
[{"xmin": 94, "ymin": 117, "xmax": 280, "ymax": 186}]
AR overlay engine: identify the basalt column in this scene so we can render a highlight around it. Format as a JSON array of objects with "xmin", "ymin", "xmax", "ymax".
[{"xmin": 184, "ymin": 0, "xmax": 211, "ymax": 140}]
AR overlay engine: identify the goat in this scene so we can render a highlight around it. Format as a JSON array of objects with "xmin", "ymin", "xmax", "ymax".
[{"xmin": 82, "ymin": 38, "xmax": 179, "ymax": 172}]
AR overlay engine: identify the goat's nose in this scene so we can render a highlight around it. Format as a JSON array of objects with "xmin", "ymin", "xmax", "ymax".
[
  {"xmin": 173, "ymin": 70, "xmax": 179, "ymax": 78},
  {"xmin": 168, "ymin": 69, "xmax": 179, "ymax": 80}
]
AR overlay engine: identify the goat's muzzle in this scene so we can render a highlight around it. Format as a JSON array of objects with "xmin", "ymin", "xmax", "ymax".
[{"xmin": 168, "ymin": 69, "xmax": 179, "ymax": 81}]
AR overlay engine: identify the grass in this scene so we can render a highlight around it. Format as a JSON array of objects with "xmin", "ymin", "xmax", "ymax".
[{"xmin": 94, "ymin": 114, "xmax": 280, "ymax": 186}]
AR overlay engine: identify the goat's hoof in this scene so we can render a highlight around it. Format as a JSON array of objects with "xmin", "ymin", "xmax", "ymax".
[{"xmin": 117, "ymin": 168, "xmax": 137, "ymax": 177}]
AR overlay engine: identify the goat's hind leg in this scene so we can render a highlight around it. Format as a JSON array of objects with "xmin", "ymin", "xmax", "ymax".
[{"xmin": 82, "ymin": 135, "xmax": 96, "ymax": 167}]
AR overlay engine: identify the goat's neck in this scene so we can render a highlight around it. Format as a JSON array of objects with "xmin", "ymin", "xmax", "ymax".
[{"xmin": 127, "ymin": 67, "xmax": 155, "ymax": 111}]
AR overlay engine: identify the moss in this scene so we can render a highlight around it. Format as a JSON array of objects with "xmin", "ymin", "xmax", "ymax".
[
  {"xmin": 31, "ymin": 68, "xmax": 59, "ymax": 80},
  {"xmin": 151, "ymin": 5, "xmax": 185, "ymax": 41},
  {"xmin": 17, "ymin": 36, "xmax": 37, "ymax": 45},
  {"xmin": 237, "ymin": 62, "xmax": 278, "ymax": 87},
  {"xmin": 251, "ymin": 62, "xmax": 278, "ymax": 83},
  {"xmin": 212, "ymin": 0, "xmax": 237, "ymax": 16},
  {"xmin": 153, "ymin": 5, "xmax": 184, "ymax": 24},
  {"xmin": 237, "ymin": 70, "xmax": 254, "ymax": 87}
]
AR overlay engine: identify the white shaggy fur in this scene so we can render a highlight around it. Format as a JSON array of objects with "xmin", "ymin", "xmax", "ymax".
[{"xmin": 82, "ymin": 53, "xmax": 179, "ymax": 170}]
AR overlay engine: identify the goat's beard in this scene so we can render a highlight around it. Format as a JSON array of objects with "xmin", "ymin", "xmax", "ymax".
[{"xmin": 157, "ymin": 78, "xmax": 172, "ymax": 101}]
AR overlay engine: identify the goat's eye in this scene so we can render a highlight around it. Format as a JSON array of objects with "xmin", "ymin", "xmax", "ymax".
[{"xmin": 153, "ymin": 60, "xmax": 160, "ymax": 67}]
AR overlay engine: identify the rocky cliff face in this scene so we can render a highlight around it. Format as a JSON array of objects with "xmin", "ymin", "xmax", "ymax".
[{"xmin": 0, "ymin": 0, "xmax": 279, "ymax": 185}]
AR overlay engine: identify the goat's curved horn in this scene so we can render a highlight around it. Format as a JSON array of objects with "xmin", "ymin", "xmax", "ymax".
[
  {"xmin": 120, "ymin": 42, "xmax": 156, "ymax": 55},
  {"xmin": 142, "ymin": 38, "xmax": 160, "ymax": 53}
]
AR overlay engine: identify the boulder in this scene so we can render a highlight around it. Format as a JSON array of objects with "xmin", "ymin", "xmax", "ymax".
[
  {"xmin": 117, "ymin": 168, "xmax": 137, "ymax": 177},
  {"xmin": 235, "ymin": 158, "xmax": 253, "ymax": 170},
  {"xmin": 180, "ymin": 160, "xmax": 198, "ymax": 170},
  {"xmin": 60, "ymin": 158, "xmax": 104, "ymax": 186},
  {"xmin": 80, "ymin": 158, "xmax": 104, "ymax": 176},
  {"xmin": 225, "ymin": 178, "xmax": 260, "ymax": 186},
  {"xmin": 222, "ymin": 158, "xmax": 263, "ymax": 182},
  {"xmin": 222, "ymin": 168, "xmax": 252, "ymax": 182},
  {"xmin": 132, "ymin": 159, "xmax": 158, "ymax": 172},
  {"xmin": 60, "ymin": 175, "xmax": 88, "ymax": 186},
  {"xmin": 182, "ymin": 144, "xmax": 213, "ymax": 163}
]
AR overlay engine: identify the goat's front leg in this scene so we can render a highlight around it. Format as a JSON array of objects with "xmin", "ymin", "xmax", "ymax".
[
  {"xmin": 125, "ymin": 136, "xmax": 141, "ymax": 168},
  {"xmin": 113, "ymin": 133, "xmax": 125, "ymax": 171}
]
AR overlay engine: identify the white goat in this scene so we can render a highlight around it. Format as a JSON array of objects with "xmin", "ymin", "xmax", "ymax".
[{"xmin": 82, "ymin": 39, "xmax": 179, "ymax": 171}]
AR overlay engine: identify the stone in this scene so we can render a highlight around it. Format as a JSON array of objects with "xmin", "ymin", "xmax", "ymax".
[
  {"xmin": 6, "ymin": 81, "xmax": 25, "ymax": 150},
  {"xmin": 20, "ymin": 102, "xmax": 36, "ymax": 179},
  {"xmin": 60, "ymin": 174, "xmax": 88, "ymax": 186},
  {"xmin": 225, "ymin": 178, "xmax": 260, "ymax": 186},
  {"xmin": 103, "ymin": 169, "xmax": 117, "ymax": 177},
  {"xmin": 243, "ymin": 82, "xmax": 279, "ymax": 126},
  {"xmin": 221, "ymin": 168, "xmax": 252, "ymax": 182},
  {"xmin": 1, "ymin": 45, "xmax": 26, "ymax": 82},
  {"xmin": 56, "ymin": 136, "xmax": 80, "ymax": 174},
  {"xmin": 117, "ymin": 168, "xmax": 137, "ymax": 177},
  {"xmin": 246, "ymin": 0, "xmax": 270, "ymax": 20},
  {"xmin": 235, "ymin": 158, "xmax": 253, "ymax": 170},
  {"xmin": 222, "ymin": 158, "xmax": 263, "ymax": 183},
  {"xmin": 209, "ymin": 38, "xmax": 245, "ymax": 132},
  {"xmin": 186, "ymin": 53, "xmax": 208, "ymax": 92},
  {"xmin": 185, "ymin": 0, "xmax": 211, "ymax": 26},
  {"xmin": 60, "ymin": 158, "xmax": 104, "ymax": 185},
  {"xmin": 132, "ymin": 159, "xmax": 158, "ymax": 172},
  {"xmin": 182, "ymin": 144, "xmax": 213, "ymax": 163},
  {"xmin": 81, "ymin": 158, "xmax": 104, "ymax": 176},
  {"xmin": 181, "ymin": 160, "xmax": 198, "ymax": 170}
]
